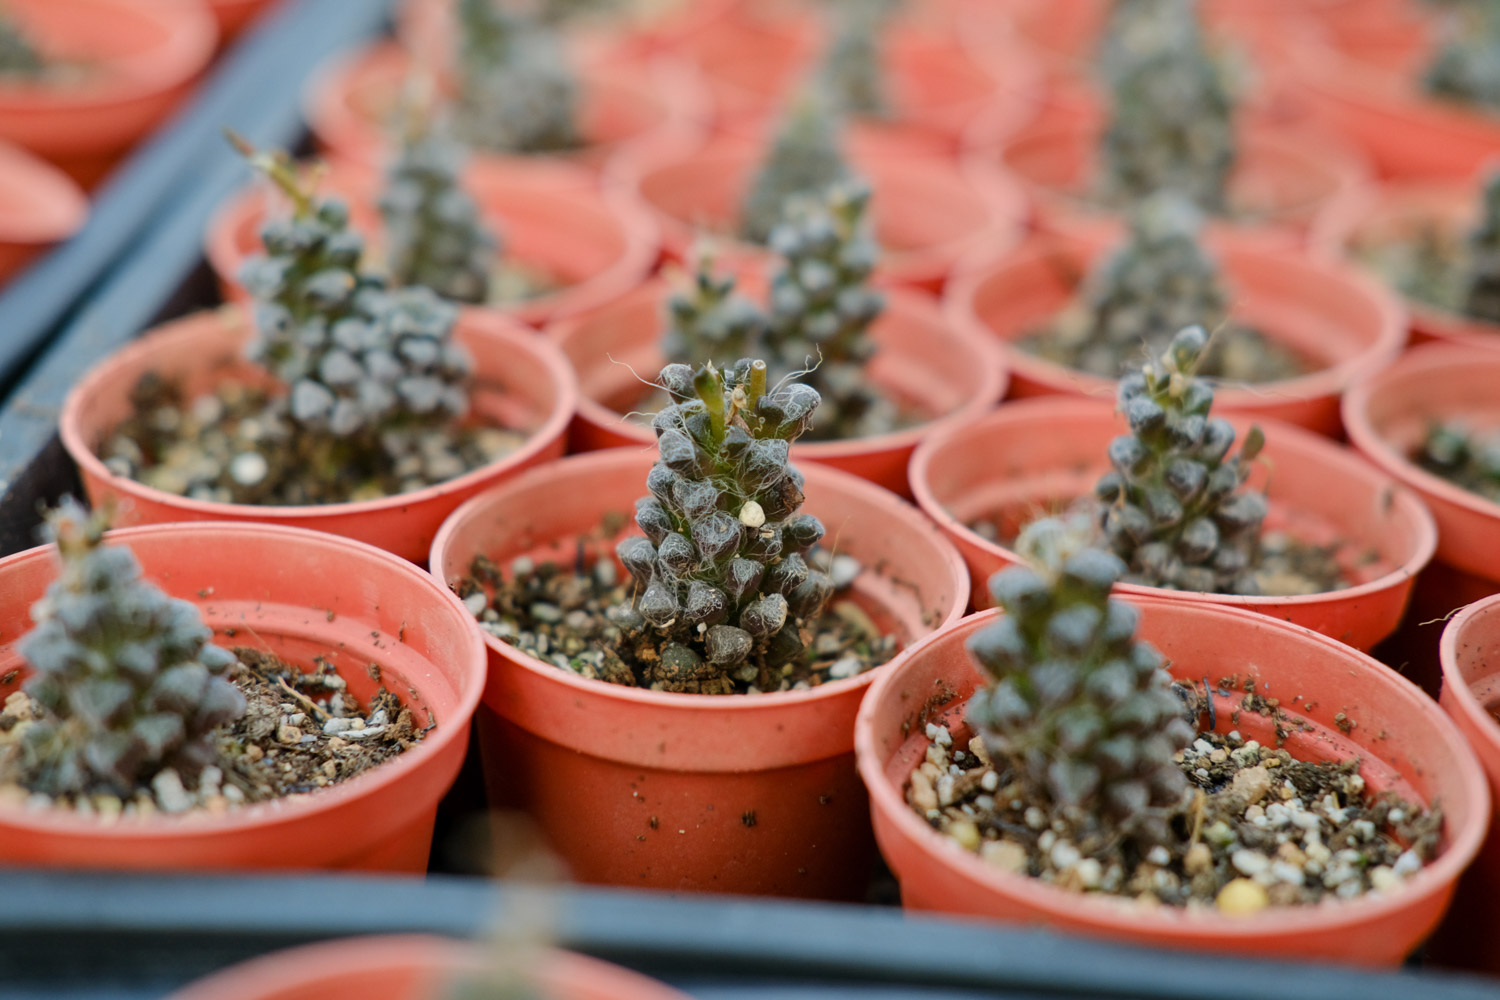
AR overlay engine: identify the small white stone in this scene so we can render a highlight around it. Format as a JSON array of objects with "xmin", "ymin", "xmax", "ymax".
[
  {"xmin": 828, "ymin": 656, "xmax": 862, "ymax": 680},
  {"xmin": 980, "ymin": 770, "xmax": 1000, "ymax": 792},
  {"xmin": 151, "ymin": 769, "xmax": 193, "ymax": 814},
  {"xmin": 1231, "ymin": 849, "xmax": 1270, "ymax": 877},
  {"xmin": 1393, "ymin": 850, "xmax": 1423, "ymax": 878},
  {"xmin": 228, "ymin": 451, "xmax": 268, "ymax": 486},
  {"xmin": 463, "ymin": 592, "xmax": 488, "ymax": 616},
  {"xmin": 738, "ymin": 500, "xmax": 766, "ymax": 528},
  {"xmin": 1074, "ymin": 858, "xmax": 1103, "ymax": 888},
  {"xmin": 323, "ymin": 717, "xmax": 354, "ymax": 734},
  {"xmin": 1270, "ymin": 861, "xmax": 1305, "ymax": 885},
  {"xmin": 1369, "ymin": 866, "xmax": 1400, "ymax": 893},
  {"xmin": 1050, "ymin": 841, "xmax": 1081, "ymax": 870},
  {"xmin": 1025, "ymin": 807, "xmax": 1046, "ymax": 830},
  {"xmin": 1146, "ymin": 845, "xmax": 1170, "ymax": 866}
]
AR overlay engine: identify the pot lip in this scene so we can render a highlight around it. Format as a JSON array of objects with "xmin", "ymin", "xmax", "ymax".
[
  {"xmin": 0, "ymin": 0, "xmax": 218, "ymax": 110},
  {"xmin": 555, "ymin": 282, "xmax": 1011, "ymax": 460},
  {"xmin": 428, "ymin": 446, "xmax": 971, "ymax": 712},
  {"xmin": 908, "ymin": 395, "xmax": 1438, "ymax": 610},
  {"xmin": 57, "ymin": 306, "xmax": 579, "ymax": 521},
  {"xmin": 854, "ymin": 598, "xmax": 1492, "ymax": 939},
  {"xmin": 0, "ymin": 139, "xmax": 88, "ymax": 244},
  {"xmin": 1341, "ymin": 340, "xmax": 1500, "ymax": 523},
  {"xmin": 167, "ymin": 933, "xmax": 694, "ymax": 1000},
  {"xmin": 1440, "ymin": 593, "xmax": 1500, "ymax": 750},
  {"xmin": 945, "ymin": 235, "xmax": 1409, "ymax": 411},
  {"xmin": 203, "ymin": 158, "xmax": 660, "ymax": 325},
  {"xmin": 0, "ymin": 520, "xmax": 487, "ymax": 839}
]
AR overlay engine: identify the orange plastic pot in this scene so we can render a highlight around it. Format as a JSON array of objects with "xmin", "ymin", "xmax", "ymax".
[
  {"xmin": 1343, "ymin": 342, "xmax": 1500, "ymax": 587},
  {"xmin": 304, "ymin": 41, "xmax": 702, "ymax": 182},
  {"xmin": 855, "ymin": 598, "xmax": 1489, "ymax": 966},
  {"xmin": 989, "ymin": 117, "xmax": 1366, "ymax": 249},
  {"xmin": 946, "ymin": 234, "xmax": 1407, "ymax": 436},
  {"xmin": 549, "ymin": 281, "xmax": 1008, "ymax": 496},
  {"xmin": 1435, "ymin": 594, "xmax": 1500, "ymax": 974},
  {"xmin": 170, "ymin": 935, "xmax": 691, "ymax": 1000},
  {"xmin": 0, "ymin": 0, "xmax": 217, "ymax": 187},
  {"xmin": 909, "ymin": 395, "xmax": 1436, "ymax": 649},
  {"xmin": 623, "ymin": 137, "xmax": 1025, "ymax": 293},
  {"xmin": 1310, "ymin": 179, "xmax": 1500, "ymax": 349},
  {"xmin": 1292, "ymin": 17, "xmax": 1500, "ymax": 181},
  {"xmin": 428, "ymin": 448, "xmax": 969, "ymax": 898},
  {"xmin": 206, "ymin": 159, "xmax": 658, "ymax": 328},
  {"xmin": 59, "ymin": 307, "xmax": 576, "ymax": 563},
  {"xmin": 0, "ymin": 139, "xmax": 87, "ymax": 286},
  {"xmin": 0, "ymin": 521, "xmax": 486, "ymax": 872}
]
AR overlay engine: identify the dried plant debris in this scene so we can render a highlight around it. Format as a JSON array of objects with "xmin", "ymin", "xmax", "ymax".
[{"xmin": 1417, "ymin": 420, "xmax": 1500, "ymax": 504}]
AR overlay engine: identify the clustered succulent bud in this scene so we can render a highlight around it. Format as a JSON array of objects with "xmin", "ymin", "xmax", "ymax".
[
  {"xmin": 234, "ymin": 137, "xmax": 473, "ymax": 462},
  {"xmin": 965, "ymin": 517, "xmax": 1192, "ymax": 846},
  {"xmin": 379, "ymin": 133, "xmax": 499, "ymax": 305},
  {"xmin": 741, "ymin": 92, "xmax": 851, "ymax": 245},
  {"xmin": 1424, "ymin": 1, "xmax": 1500, "ymax": 112},
  {"xmin": 1462, "ymin": 171, "xmax": 1500, "ymax": 324},
  {"xmin": 9, "ymin": 500, "xmax": 245, "ymax": 799},
  {"xmin": 1100, "ymin": 3, "xmax": 1236, "ymax": 214},
  {"xmin": 1095, "ymin": 326, "xmax": 1269, "ymax": 595},
  {"xmin": 0, "ymin": 11, "xmax": 43, "ymax": 78},
  {"xmin": 818, "ymin": 3, "xmax": 890, "ymax": 118},
  {"xmin": 764, "ymin": 179, "xmax": 890, "ymax": 438},
  {"xmin": 611, "ymin": 360, "xmax": 832, "ymax": 692},
  {"xmin": 662, "ymin": 248, "xmax": 769, "ymax": 367},
  {"xmin": 454, "ymin": 0, "xmax": 581, "ymax": 154},
  {"xmin": 1418, "ymin": 421, "xmax": 1500, "ymax": 503},
  {"xmin": 1066, "ymin": 191, "xmax": 1228, "ymax": 378}
]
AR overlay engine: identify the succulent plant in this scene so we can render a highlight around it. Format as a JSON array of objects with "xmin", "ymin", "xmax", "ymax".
[
  {"xmin": 1095, "ymin": 326, "xmax": 1269, "ymax": 594},
  {"xmin": 965, "ymin": 515, "xmax": 1193, "ymax": 848},
  {"xmin": 1417, "ymin": 420, "xmax": 1500, "ymax": 503},
  {"xmin": 764, "ymin": 179, "xmax": 890, "ymax": 439},
  {"xmin": 817, "ymin": 2, "xmax": 890, "ymax": 118},
  {"xmin": 662, "ymin": 247, "xmax": 768, "ymax": 367},
  {"xmin": 0, "ymin": 10, "xmax": 42, "ymax": 78},
  {"xmin": 7, "ymin": 500, "xmax": 245, "ymax": 799},
  {"xmin": 379, "ymin": 133, "xmax": 499, "ymax": 305},
  {"xmin": 1461, "ymin": 171, "xmax": 1500, "ymax": 323},
  {"xmin": 1064, "ymin": 191, "xmax": 1228, "ymax": 378},
  {"xmin": 610, "ymin": 360, "xmax": 832, "ymax": 693},
  {"xmin": 1099, "ymin": 3, "xmax": 1236, "ymax": 214},
  {"xmin": 1098, "ymin": 0, "xmax": 1198, "ymax": 85},
  {"xmin": 1424, "ymin": 1, "xmax": 1500, "ymax": 112},
  {"xmin": 454, "ymin": 0, "xmax": 581, "ymax": 155},
  {"xmin": 741, "ymin": 92, "xmax": 851, "ymax": 246}
]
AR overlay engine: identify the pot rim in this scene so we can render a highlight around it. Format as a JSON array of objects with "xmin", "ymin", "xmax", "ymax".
[
  {"xmin": 0, "ymin": 139, "xmax": 88, "ymax": 244},
  {"xmin": 429, "ymin": 446, "xmax": 971, "ymax": 712},
  {"xmin": 57, "ymin": 306, "xmax": 579, "ymax": 522},
  {"xmin": 1440, "ymin": 593, "xmax": 1500, "ymax": 754},
  {"xmin": 0, "ymin": 520, "xmax": 487, "ymax": 839},
  {"xmin": 855, "ymin": 598, "xmax": 1491, "ymax": 940}
]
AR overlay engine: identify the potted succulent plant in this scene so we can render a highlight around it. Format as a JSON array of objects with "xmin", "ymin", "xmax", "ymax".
[
  {"xmin": 60, "ymin": 140, "xmax": 576, "ymax": 562},
  {"xmin": 206, "ymin": 135, "xmax": 658, "ymax": 328},
  {"xmin": 1313, "ymin": 167, "xmax": 1500, "ymax": 348},
  {"xmin": 988, "ymin": 0, "xmax": 1364, "ymax": 247},
  {"xmin": 854, "ymin": 516, "xmax": 1488, "ymax": 965},
  {"xmin": 946, "ymin": 195, "xmax": 1406, "ymax": 436},
  {"xmin": 552, "ymin": 179, "xmax": 1007, "ymax": 494},
  {"xmin": 0, "ymin": 138, "xmax": 87, "ymax": 286},
  {"xmin": 623, "ymin": 89, "xmax": 1024, "ymax": 293},
  {"xmin": 430, "ymin": 359, "xmax": 968, "ymax": 898},
  {"xmin": 0, "ymin": 0, "xmax": 218, "ymax": 187},
  {"xmin": 909, "ymin": 328, "xmax": 1436, "ymax": 650},
  {"xmin": 0, "ymin": 504, "xmax": 487, "ymax": 872}
]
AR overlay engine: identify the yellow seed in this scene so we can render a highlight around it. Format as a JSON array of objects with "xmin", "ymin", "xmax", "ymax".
[
  {"xmin": 947, "ymin": 819, "xmax": 981, "ymax": 851},
  {"xmin": 1216, "ymin": 878, "xmax": 1270, "ymax": 915}
]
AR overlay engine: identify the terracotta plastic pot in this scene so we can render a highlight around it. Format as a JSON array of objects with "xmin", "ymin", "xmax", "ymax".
[
  {"xmin": 1311, "ymin": 179, "xmax": 1500, "ymax": 349},
  {"xmin": 1435, "ymin": 594, "xmax": 1500, "ymax": 974},
  {"xmin": 989, "ymin": 118, "xmax": 1366, "ymax": 249},
  {"xmin": 1292, "ymin": 16, "xmax": 1500, "ymax": 181},
  {"xmin": 0, "ymin": 0, "xmax": 218, "ymax": 187},
  {"xmin": 909, "ymin": 395, "xmax": 1436, "ymax": 649},
  {"xmin": 0, "ymin": 521, "xmax": 486, "ymax": 872},
  {"xmin": 428, "ymin": 448, "xmax": 969, "ymax": 899},
  {"xmin": 59, "ymin": 307, "xmax": 576, "ymax": 563},
  {"xmin": 209, "ymin": 0, "xmax": 280, "ymax": 42},
  {"xmin": 169, "ymin": 934, "xmax": 691, "ymax": 1000},
  {"xmin": 304, "ymin": 41, "xmax": 701, "ymax": 182},
  {"xmin": 0, "ymin": 139, "xmax": 88, "ymax": 286},
  {"xmin": 1343, "ymin": 343, "xmax": 1500, "ymax": 587},
  {"xmin": 855, "ymin": 598, "xmax": 1489, "ymax": 966},
  {"xmin": 550, "ymin": 281, "xmax": 1008, "ymax": 496},
  {"xmin": 946, "ymin": 234, "xmax": 1407, "ymax": 437},
  {"xmin": 206, "ymin": 159, "xmax": 657, "ymax": 328}
]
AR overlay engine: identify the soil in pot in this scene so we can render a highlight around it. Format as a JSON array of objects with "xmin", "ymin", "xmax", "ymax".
[{"xmin": 0, "ymin": 503, "xmax": 424, "ymax": 820}]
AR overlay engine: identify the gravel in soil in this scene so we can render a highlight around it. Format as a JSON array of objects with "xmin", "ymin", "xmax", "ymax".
[
  {"xmin": 456, "ymin": 519, "xmax": 897, "ymax": 695},
  {"xmin": 1414, "ymin": 422, "xmax": 1500, "ymax": 505},
  {"xmin": 0, "ymin": 646, "xmax": 422, "ymax": 817},
  {"xmin": 912, "ymin": 677, "xmax": 1441, "ymax": 912},
  {"xmin": 101, "ymin": 373, "xmax": 524, "ymax": 506}
]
